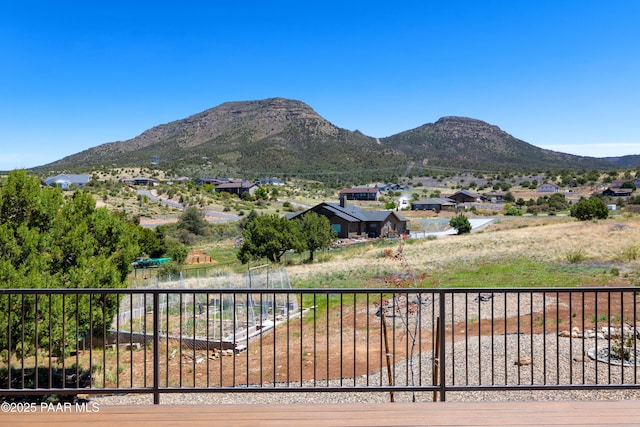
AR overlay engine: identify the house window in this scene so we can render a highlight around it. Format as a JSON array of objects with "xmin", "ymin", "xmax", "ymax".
[{"xmin": 332, "ymin": 224, "xmax": 341, "ymax": 234}]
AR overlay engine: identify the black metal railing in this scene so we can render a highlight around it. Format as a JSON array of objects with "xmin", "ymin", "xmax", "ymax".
[{"xmin": 0, "ymin": 287, "xmax": 638, "ymax": 403}]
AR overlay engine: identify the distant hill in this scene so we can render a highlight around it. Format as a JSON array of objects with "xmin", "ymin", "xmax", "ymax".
[
  {"xmin": 381, "ymin": 116, "xmax": 614, "ymax": 171},
  {"xmin": 37, "ymin": 98, "xmax": 626, "ymax": 178},
  {"xmin": 600, "ymin": 154, "xmax": 640, "ymax": 168}
]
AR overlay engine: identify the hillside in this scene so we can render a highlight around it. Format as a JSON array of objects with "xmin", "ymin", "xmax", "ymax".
[
  {"xmin": 601, "ymin": 154, "xmax": 640, "ymax": 168},
  {"xmin": 40, "ymin": 98, "xmax": 401, "ymax": 179},
  {"xmin": 382, "ymin": 116, "xmax": 612, "ymax": 171},
  {"xmin": 37, "ymin": 98, "xmax": 620, "ymax": 177}
]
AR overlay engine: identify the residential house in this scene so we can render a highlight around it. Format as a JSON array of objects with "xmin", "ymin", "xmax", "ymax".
[
  {"xmin": 194, "ymin": 177, "xmax": 230, "ymax": 186},
  {"xmin": 287, "ymin": 197, "xmax": 407, "ymax": 239},
  {"xmin": 338, "ymin": 187, "xmax": 380, "ymax": 201},
  {"xmin": 119, "ymin": 177, "xmax": 158, "ymax": 186},
  {"xmin": 410, "ymin": 198, "xmax": 456, "ymax": 212},
  {"xmin": 602, "ymin": 187, "xmax": 633, "ymax": 197},
  {"xmin": 537, "ymin": 183, "xmax": 561, "ymax": 193},
  {"xmin": 612, "ymin": 178, "xmax": 640, "ymax": 188},
  {"xmin": 448, "ymin": 190, "xmax": 479, "ymax": 203},
  {"xmin": 43, "ymin": 174, "xmax": 90, "ymax": 189},
  {"xmin": 214, "ymin": 180, "xmax": 257, "ymax": 196}
]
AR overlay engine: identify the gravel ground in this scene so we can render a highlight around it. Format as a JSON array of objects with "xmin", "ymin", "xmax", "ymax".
[{"xmin": 94, "ymin": 330, "xmax": 640, "ymax": 406}]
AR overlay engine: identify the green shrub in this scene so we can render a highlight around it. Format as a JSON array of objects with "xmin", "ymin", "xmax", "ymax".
[
  {"xmin": 570, "ymin": 197, "xmax": 609, "ymax": 221},
  {"xmin": 449, "ymin": 214, "xmax": 471, "ymax": 234},
  {"xmin": 504, "ymin": 206, "xmax": 522, "ymax": 216}
]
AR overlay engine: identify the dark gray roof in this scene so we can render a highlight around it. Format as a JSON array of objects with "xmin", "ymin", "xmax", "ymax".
[
  {"xmin": 324, "ymin": 202, "xmax": 406, "ymax": 222},
  {"xmin": 453, "ymin": 190, "xmax": 479, "ymax": 198},
  {"xmin": 287, "ymin": 202, "xmax": 407, "ymax": 223}
]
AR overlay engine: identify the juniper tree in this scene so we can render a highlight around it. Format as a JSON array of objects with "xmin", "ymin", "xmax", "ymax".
[{"xmin": 0, "ymin": 170, "xmax": 140, "ymax": 357}]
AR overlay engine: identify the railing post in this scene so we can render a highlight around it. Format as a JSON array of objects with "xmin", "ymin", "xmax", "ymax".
[
  {"xmin": 432, "ymin": 315, "xmax": 440, "ymax": 402},
  {"xmin": 438, "ymin": 291, "xmax": 447, "ymax": 401},
  {"xmin": 153, "ymin": 290, "xmax": 160, "ymax": 404}
]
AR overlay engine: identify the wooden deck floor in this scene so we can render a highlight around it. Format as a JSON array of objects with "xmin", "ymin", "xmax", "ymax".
[{"xmin": 3, "ymin": 400, "xmax": 639, "ymax": 427}]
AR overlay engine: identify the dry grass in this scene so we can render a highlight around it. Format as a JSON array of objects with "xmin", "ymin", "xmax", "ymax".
[{"xmin": 286, "ymin": 215, "xmax": 640, "ymax": 284}]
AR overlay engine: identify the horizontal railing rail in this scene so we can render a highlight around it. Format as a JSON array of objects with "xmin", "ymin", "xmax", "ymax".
[{"xmin": 0, "ymin": 287, "xmax": 638, "ymax": 403}]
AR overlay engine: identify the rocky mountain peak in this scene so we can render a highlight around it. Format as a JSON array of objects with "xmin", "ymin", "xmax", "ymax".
[{"xmin": 38, "ymin": 98, "xmax": 622, "ymax": 175}]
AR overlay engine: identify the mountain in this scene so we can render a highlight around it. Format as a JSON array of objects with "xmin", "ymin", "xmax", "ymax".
[
  {"xmin": 381, "ymin": 116, "xmax": 613, "ymax": 171},
  {"xmin": 42, "ymin": 98, "xmax": 397, "ymax": 176},
  {"xmin": 600, "ymin": 155, "xmax": 640, "ymax": 168},
  {"xmin": 38, "ymin": 98, "xmax": 620, "ymax": 177}
]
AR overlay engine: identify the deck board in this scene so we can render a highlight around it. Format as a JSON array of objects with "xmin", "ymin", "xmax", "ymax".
[{"xmin": 3, "ymin": 400, "xmax": 639, "ymax": 427}]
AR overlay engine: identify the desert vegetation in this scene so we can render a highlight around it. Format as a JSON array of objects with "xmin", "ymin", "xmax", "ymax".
[
  {"xmin": 2, "ymin": 166, "xmax": 640, "ymax": 405},
  {"xmin": 67, "ymin": 165, "xmax": 640, "ymax": 289},
  {"xmin": 284, "ymin": 215, "xmax": 640, "ymax": 289}
]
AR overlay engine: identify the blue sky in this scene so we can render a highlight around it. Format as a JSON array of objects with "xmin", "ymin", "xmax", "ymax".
[{"xmin": 1, "ymin": 1, "xmax": 639, "ymax": 171}]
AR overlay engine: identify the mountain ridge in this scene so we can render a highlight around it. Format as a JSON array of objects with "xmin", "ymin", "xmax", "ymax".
[{"xmin": 37, "ymin": 98, "xmax": 635, "ymax": 177}]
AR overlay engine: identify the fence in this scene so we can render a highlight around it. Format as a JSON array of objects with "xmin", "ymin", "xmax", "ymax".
[{"xmin": 0, "ymin": 287, "xmax": 638, "ymax": 404}]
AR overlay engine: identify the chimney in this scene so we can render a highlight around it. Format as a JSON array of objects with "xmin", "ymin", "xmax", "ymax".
[{"xmin": 339, "ymin": 193, "xmax": 346, "ymax": 208}]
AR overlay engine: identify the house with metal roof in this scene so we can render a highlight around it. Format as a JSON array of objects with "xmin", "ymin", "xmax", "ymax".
[
  {"xmin": 448, "ymin": 190, "xmax": 480, "ymax": 203},
  {"xmin": 338, "ymin": 186, "xmax": 381, "ymax": 201},
  {"xmin": 214, "ymin": 180, "xmax": 257, "ymax": 196},
  {"xmin": 602, "ymin": 187, "xmax": 634, "ymax": 197},
  {"xmin": 287, "ymin": 197, "xmax": 407, "ymax": 239},
  {"xmin": 537, "ymin": 183, "xmax": 561, "ymax": 193},
  {"xmin": 410, "ymin": 198, "xmax": 456, "ymax": 212},
  {"xmin": 119, "ymin": 177, "xmax": 158, "ymax": 186},
  {"xmin": 43, "ymin": 174, "xmax": 90, "ymax": 189}
]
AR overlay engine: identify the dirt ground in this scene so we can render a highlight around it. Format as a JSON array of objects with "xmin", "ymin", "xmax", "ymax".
[{"xmin": 95, "ymin": 288, "xmax": 637, "ymax": 389}]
